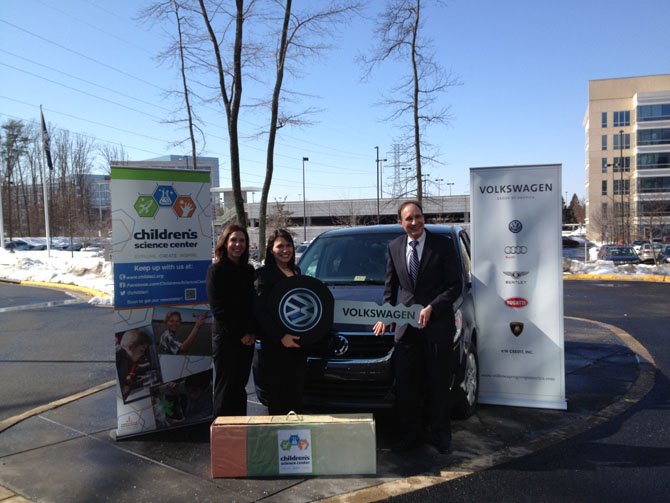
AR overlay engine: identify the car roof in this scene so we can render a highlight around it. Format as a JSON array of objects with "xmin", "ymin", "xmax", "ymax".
[{"xmin": 313, "ymin": 224, "xmax": 464, "ymax": 238}]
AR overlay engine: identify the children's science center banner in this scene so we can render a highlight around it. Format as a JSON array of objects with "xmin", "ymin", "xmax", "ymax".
[{"xmin": 111, "ymin": 166, "xmax": 214, "ymax": 438}]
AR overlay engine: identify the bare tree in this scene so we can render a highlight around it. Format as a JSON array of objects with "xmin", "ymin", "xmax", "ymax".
[
  {"xmin": 140, "ymin": 1, "xmax": 203, "ymax": 167},
  {"xmin": 197, "ymin": 0, "xmax": 251, "ymax": 227},
  {"xmin": 266, "ymin": 196, "xmax": 293, "ymax": 230},
  {"xmin": 361, "ymin": 0, "xmax": 459, "ymax": 203},
  {"xmin": 257, "ymin": 0, "xmax": 361, "ymax": 257},
  {"xmin": 98, "ymin": 143, "xmax": 129, "ymax": 174},
  {"xmin": 1, "ymin": 120, "xmax": 30, "ymax": 241}
]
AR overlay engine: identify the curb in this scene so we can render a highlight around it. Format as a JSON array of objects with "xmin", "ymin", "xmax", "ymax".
[
  {"xmin": 564, "ymin": 273, "xmax": 669, "ymax": 283},
  {"xmin": 318, "ymin": 316, "xmax": 657, "ymax": 503},
  {"xmin": 17, "ymin": 280, "xmax": 110, "ymax": 299}
]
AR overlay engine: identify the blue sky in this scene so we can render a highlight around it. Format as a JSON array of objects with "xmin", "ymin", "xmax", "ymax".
[{"xmin": 2, "ymin": 0, "xmax": 670, "ymax": 204}]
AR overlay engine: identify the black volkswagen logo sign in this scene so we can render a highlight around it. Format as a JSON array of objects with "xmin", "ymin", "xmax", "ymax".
[
  {"xmin": 508, "ymin": 220, "xmax": 523, "ymax": 233},
  {"xmin": 279, "ymin": 287, "xmax": 323, "ymax": 333},
  {"xmin": 330, "ymin": 335, "xmax": 350, "ymax": 356}
]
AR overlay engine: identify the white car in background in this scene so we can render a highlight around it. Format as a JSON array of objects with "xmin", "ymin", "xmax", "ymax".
[{"xmin": 295, "ymin": 242, "xmax": 310, "ymax": 262}]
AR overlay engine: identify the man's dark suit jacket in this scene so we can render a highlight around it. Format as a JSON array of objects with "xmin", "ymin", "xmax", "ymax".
[{"xmin": 383, "ymin": 229, "xmax": 463, "ymax": 342}]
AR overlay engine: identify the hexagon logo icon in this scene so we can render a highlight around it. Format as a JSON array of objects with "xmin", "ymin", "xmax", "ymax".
[
  {"xmin": 134, "ymin": 195, "xmax": 159, "ymax": 217},
  {"xmin": 153, "ymin": 185, "xmax": 178, "ymax": 207},
  {"xmin": 173, "ymin": 196, "xmax": 197, "ymax": 218}
]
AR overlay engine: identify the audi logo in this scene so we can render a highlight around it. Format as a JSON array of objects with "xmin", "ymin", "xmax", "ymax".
[
  {"xmin": 504, "ymin": 246, "xmax": 527, "ymax": 254},
  {"xmin": 278, "ymin": 288, "xmax": 323, "ymax": 333},
  {"xmin": 508, "ymin": 220, "xmax": 523, "ymax": 233}
]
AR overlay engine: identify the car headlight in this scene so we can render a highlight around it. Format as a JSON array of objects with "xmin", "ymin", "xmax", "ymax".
[{"xmin": 453, "ymin": 309, "xmax": 463, "ymax": 344}]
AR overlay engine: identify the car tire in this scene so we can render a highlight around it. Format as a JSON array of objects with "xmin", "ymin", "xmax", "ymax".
[{"xmin": 451, "ymin": 341, "xmax": 478, "ymax": 419}]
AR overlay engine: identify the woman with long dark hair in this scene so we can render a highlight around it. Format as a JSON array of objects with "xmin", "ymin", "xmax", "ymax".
[
  {"xmin": 206, "ymin": 224, "xmax": 256, "ymax": 416},
  {"xmin": 255, "ymin": 229, "xmax": 307, "ymax": 415}
]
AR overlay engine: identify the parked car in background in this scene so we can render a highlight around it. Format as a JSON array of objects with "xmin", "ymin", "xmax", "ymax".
[
  {"xmin": 637, "ymin": 242, "xmax": 663, "ymax": 264},
  {"xmin": 253, "ymin": 224, "xmax": 479, "ymax": 419},
  {"xmin": 3, "ymin": 239, "xmax": 32, "ymax": 251},
  {"xmin": 597, "ymin": 245, "xmax": 641, "ymax": 265},
  {"xmin": 657, "ymin": 244, "xmax": 670, "ymax": 264},
  {"xmin": 294, "ymin": 242, "xmax": 310, "ymax": 262},
  {"xmin": 631, "ymin": 240, "xmax": 645, "ymax": 254}
]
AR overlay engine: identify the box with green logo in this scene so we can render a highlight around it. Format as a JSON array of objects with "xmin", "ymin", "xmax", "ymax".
[{"xmin": 211, "ymin": 413, "xmax": 376, "ymax": 478}]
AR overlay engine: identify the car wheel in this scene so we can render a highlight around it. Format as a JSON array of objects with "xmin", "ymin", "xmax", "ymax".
[{"xmin": 451, "ymin": 343, "xmax": 478, "ymax": 419}]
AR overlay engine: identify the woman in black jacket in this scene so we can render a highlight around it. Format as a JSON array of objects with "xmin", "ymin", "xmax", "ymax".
[
  {"xmin": 255, "ymin": 229, "xmax": 306, "ymax": 415},
  {"xmin": 206, "ymin": 224, "xmax": 256, "ymax": 416}
]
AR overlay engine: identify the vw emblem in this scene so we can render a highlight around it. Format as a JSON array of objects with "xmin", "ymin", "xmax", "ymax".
[
  {"xmin": 279, "ymin": 288, "xmax": 323, "ymax": 333},
  {"xmin": 330, "ymin": 335, "xmax": 350, "ymax": 356},
  {"xmin": 508, "ymin": 220, "xmax": 523, "ymax": 233}
]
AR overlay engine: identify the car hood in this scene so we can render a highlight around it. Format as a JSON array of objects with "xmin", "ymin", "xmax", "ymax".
[{"xmin": 327, "ymin": 284, "xmax": 385, "ymax": 304}]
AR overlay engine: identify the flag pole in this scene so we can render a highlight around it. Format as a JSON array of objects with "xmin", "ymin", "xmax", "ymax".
[{"xmin": 40, "ymin": 105, "xmax": 52, "ymax": 257}]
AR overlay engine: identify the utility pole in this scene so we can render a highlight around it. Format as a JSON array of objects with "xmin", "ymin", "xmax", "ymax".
[{"xmin": 302, "ymin": 157, "xmax": 309, "ymax": 242}]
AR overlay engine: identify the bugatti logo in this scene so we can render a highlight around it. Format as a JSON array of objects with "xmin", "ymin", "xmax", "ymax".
[
  {"xmin": 508, "ymin": 220, "xmax": 523, "ymax": 233},
  {"xmin": 504, "ymin": 246, "xmax": 528, "ymax": 254},
  {"xmin": 505, "ymin": 297, "xmax": 528, "ymax": 308},
  {"xmin": 329, "ymin": 335, "xmax": 350, "ymax": 356},
  {"xmin": 510, "ymin": 322, "xmax": 524, "ymax": 336},
  {"xmin": 279, "ymin": 288, "xmax": 323, "ymax": 332}
]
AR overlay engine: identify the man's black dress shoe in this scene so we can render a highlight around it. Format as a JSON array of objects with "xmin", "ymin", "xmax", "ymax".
[
  {"xmin": 391, "ymin": 437, "xmax": 420, "ymax": 453},
  {"xmin": 429, "ymin": 435, "xmax": 451, "ymax": 454}
]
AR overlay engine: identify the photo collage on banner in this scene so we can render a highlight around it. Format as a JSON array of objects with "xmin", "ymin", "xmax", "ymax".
[
  {"xmin": 470, "ymin": 164, "xmax": 566, "ymax": 410},
  {"xmin": 111, "ymin": 166, "xmax": 214, "ymax": 438}
]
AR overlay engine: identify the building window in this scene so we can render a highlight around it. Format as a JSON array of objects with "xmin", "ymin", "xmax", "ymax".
[
  {"xmin": 637, "ymin": 153, "xmax": 670, "ymax": 170},
  {"xmin": 638, "ymin": 176, "xmax": 670, "ymax": 193},
  {"xmin": 637, "ymin": 104, "xmax": 670, "ymax": 122},
  {"xmin": 601, "ymin": 202, "xmax": 608, "ymax": 218},
  {"xmin": 613, "ymin": 111, "xmax": 630, "ymax": 127},
  {"xmin": 638, "ymin": 128, "xmax": 670, "ymax": 146},
  {"xmin": 602, "ymin": 135, "xmax": 607, "ymax": 151},
  {"xmin": 601, "ymin": 180, "xmax": 607, "ymax": 195},
  {"xmin": 638, "ymin": 201, "xmax": 670, "ymax": 216},
  {"xmin": 601, "ymin": 112, "xmax": 607, "ymax": 128},
  {"xmin": 612, "ymin": 156, "xmax": 631, "ymax": 173},
  {"xmin": 601, "ymin": 158, "xmax": 608, "ymax": 173},
  {"xmin": 612, "ymin": 133, "xmax": 631, "ymax": 150},
  {"xmin": 613, "ymin": 179, "xmax": 630, "ymax": 196}
]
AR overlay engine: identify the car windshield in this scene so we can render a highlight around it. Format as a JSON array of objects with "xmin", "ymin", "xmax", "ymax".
[
  {"xmin": 299, "ymin": 232, "xmax": 399, "ymax": 285},
  {"xmin": 610, "ymin": 247, "xmax": 636, "ymax": 256}
]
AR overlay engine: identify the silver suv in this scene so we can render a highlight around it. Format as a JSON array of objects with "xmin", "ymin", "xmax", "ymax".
[{"xmin": 252, "ymin": 224, "xmax": 479, "ymax": 418}]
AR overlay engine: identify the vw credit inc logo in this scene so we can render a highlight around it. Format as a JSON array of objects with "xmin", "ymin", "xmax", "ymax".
[
  {"xmin": 279, "ymin": 287, "xmax": 323, "ymax": 333},
  {"xmin": 508, "ymin": 220, "xmax": 523, "ymax": 233}
]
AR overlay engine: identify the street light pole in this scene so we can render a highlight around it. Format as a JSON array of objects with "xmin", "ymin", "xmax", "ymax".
[
  {"xmin": 302, "ymin": 156, "xmax": 309, "ymax": 242},
  {"xmin": 447, "ymin": 182, "xmax": 454, "ymax": 196},
  {"xmin": 375, "ymin": 146, "xmax": 380, "ymax": 224},
  {"xmin": 619, "ymin": 129, "xmax": 627, "ymax": 243}
]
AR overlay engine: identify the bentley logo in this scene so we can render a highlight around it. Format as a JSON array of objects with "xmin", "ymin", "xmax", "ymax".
[
  {"xmin": 329, "ymin": 335, "xmax": 350, "ymax": 356},
  {"xmin": 510, "ymin": 322, "xmax": 524, "ymax": 337},
  {"xmin": 503, "ymin": 271, "xmax": 529, "ymax": 279},
  {"xmin": 279, "ymin": 288, "xmax": 323, "ymax": 333}
]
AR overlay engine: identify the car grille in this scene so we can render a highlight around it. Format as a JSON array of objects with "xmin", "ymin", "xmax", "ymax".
[
  {"xmin": 303, "ymin": 380, "xmax": 394, "ymax": 406},
  {"xmin": 306, "ymin": 333, "xmax": 395, "ymax": 359}
]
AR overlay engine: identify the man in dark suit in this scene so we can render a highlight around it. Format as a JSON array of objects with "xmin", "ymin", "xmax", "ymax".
[{"xmin": 374, "ymin": 201, "xmax": 463, "ymax": 454}]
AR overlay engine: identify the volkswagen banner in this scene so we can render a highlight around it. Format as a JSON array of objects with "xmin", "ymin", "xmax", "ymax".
[{"xmin": 470, "ymin": 164, "xmax": 566, "ymax": 410}]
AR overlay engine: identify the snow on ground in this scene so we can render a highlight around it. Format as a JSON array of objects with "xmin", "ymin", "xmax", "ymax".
[
  {"xmin": 1, "ymin": 247, "xmax": 668, "ymax": 308},
  {"xmin": 0, "ymin": 248, "xmax": 114, "ymax": 305}
]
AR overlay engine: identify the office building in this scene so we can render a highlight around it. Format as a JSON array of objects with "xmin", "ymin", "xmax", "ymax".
[{"xmin": 584, "ymin": 75, "xmax": 670, "ymax": 242}]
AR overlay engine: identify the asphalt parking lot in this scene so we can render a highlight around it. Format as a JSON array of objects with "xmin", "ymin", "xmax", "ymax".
[{"xmin": 0, "ymin": 307, "xmax": 653, "ymax": 503}]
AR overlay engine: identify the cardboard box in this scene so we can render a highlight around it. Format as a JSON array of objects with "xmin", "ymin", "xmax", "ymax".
[{"xmin": 211, "ymin": 413, "xmax": 376, "ymax": 478}]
